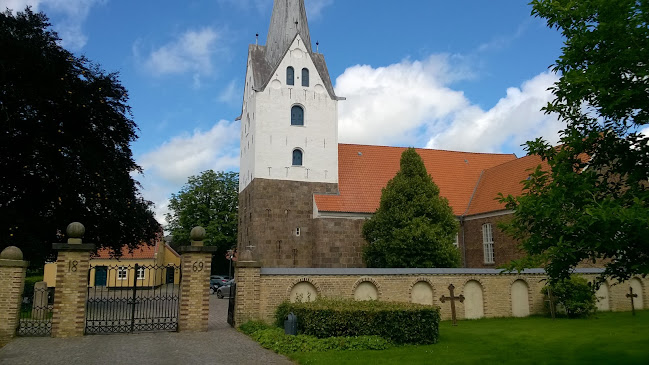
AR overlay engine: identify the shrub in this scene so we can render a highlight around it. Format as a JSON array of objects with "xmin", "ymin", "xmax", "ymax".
[
  {"xmin": 242, "ymin": 325, "xmax": 392, "ymax": 354},
  {"xmin": 274, "ymin": 298, "xmax": 440, "ymax": 345},
  {"xmin": 542, "ymin": 276, "xmax": 597, "ymax": 318},
  {"xmin": 239, "ymin": 320, "xmax": 271, "ymax": 335}
]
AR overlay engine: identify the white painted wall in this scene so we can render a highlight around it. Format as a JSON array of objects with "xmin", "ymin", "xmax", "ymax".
[{"xmin": 240, "ymin": 35, "xmax": 339, "ymax": 192}]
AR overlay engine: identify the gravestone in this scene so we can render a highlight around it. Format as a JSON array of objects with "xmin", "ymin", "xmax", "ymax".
[{"xmin": 440, "ymin": 284, "xmax": 464, "ymax": 326}]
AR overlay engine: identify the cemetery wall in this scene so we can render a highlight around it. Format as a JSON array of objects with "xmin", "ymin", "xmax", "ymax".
[{"xmin": 234, "ymin": 267, "xmax": 649, "ymax": 325}]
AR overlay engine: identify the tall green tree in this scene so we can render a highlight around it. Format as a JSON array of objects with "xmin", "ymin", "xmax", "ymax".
[
  {"xmin": 362, "ymin": 148, "xmax": 460, "ymax": 268},
  {"xmin": 500, "ymin": 0, "xmax": 649, "ymax": 284},
  {"xmin": 0, "ymin": 8, "xmax": 160, "ymax": 267},
  {"xmin": 165, "ymin": 170, "xmax": 238, "ymax": 271}
]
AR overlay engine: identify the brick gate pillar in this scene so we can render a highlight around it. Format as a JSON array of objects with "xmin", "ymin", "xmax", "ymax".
[
  {"xmin": 178, "ymin": 226, "xmax": 218, "ymax": 332},
  {"xmin": 51, "ymin": 222, "xmax": 95, "ymax": 338},
  {"xmin": 234, "ymin": 249, "xmax": 261, "ymax": 326},
  {"xmin": 0, "ymin": 246, "xmax": 29, "ymax": 347}
]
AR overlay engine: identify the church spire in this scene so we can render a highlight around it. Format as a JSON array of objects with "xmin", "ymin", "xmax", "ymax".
[{"xmin": 265, "ymin": 0, "xmax": 313, "ymax": 68}]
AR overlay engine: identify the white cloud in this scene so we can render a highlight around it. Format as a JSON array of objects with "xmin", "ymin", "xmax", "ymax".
[
  {"xmin": 428, "ymin": 72, "xmax": 562, "ymax": 153},
  {"xmin": 1, "ymin": 0, "xmax": 102, "ymax": 49},
  {"xmin": 138, "ymin": 120, "xmax": 240, "ymax": 185},
  {"xmin": 335, "ymin": 55, "xmax": 562, "ymax": 155},
  {"xmin": 641, "ymin": 126, "xmax": 649, "ymax": 137},
  {"xmin": 306, "ymin": 0, "xmax": 333, "ymax": 20},
  {"xmin": 137, "ymin": 120, "xmax": 240, "ymax": 226},
  {"xmin": 143, "ymin": 27, "xmax": 219, "ymax": 77},
  {"xmin": 217, "ymin": 80, "xmax": 242, "ymax": 105}
]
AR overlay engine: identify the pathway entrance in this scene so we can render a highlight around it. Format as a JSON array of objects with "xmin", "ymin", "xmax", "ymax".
[{"xmin": 0, "ymin": 296, "xmax": 293, "ymax": 365}]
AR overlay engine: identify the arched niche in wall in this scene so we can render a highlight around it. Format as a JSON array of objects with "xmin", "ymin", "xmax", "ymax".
[
  {"xmin": 289, "ymin": 281, "xmax": 318, "ymax": 303},
  {"xmin": 464, "ymin": 280, "xmax": 484, "ymax": 319},
  {"xmin": 595, "ymin": 281, "xmax": 610, "ymax": 311},
  {"xmin": 411, "ymin": 281, "xmax": 434, "ymax": 306},
  {"xmin": 354, "ymin": 281, "xmax": 378, "ymax": 301},
  {"xmin": 630, "ymin": 278, "xmax": 644, "ymax": 309},
  {"xmin": 511, "ymin": 279, "xmax": 530, "ymax": 317}
]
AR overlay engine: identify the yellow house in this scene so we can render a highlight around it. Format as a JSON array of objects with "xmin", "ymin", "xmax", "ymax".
[{"xmin": 44, "ymin": 242, "xmax": 181, "ymax": 288}]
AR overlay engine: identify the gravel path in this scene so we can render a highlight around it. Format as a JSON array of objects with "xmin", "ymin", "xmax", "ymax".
[{"xmin": 0, "ymin": 296, "xmax": 294, "ymax": 365}]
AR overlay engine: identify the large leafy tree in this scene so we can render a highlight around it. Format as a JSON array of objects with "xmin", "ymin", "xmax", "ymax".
[
  {"xmin": 0, "ymin": 8, "xmax": 160, "ymax": 266},
  {"xmin": 362, "ymin": 148, "xmax": 460, "ymax": 268},
  {"xmin": 500, "ymin": 0, "xmax": 649, "ymax": 283},
  {"xmin": 165, "ymin": 170, "xmax": 238, "ymax": 272}
]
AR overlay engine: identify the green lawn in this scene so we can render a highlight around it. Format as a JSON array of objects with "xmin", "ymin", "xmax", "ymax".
[{"xmin": 288, "ymin": 310, "xmax": 649, "ymax": 365}]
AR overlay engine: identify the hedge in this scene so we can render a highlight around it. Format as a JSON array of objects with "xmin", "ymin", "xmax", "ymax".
[{"xmin": 275, "ymin": 298, "xmax": 440, "ymax": 345}]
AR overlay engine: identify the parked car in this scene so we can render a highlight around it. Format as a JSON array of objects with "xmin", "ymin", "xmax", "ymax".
[
  {"xmin": 209, "ymin": 275, "xmax": 232, "ymax": 294},
  {"xmin": 216, "ymin": 279, "xmax": 235, "ymax": 299}
]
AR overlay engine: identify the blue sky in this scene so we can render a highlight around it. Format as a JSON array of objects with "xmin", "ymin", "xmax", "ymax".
[{"xmin": 3, "ymin": 0, "xmax": 569, "ymax": 224}]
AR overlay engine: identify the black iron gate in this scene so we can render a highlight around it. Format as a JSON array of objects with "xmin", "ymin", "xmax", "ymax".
[
  {"xmin": 85, "ymin": 263, "xmax": 181, "ymax": 334},
  {"xmin": 227, "ymin": 282, "xmax": 236, "ymax": 327},
  {"xmin": 17, "ymin": 284, "xmax": 54, "ymax": 336}
]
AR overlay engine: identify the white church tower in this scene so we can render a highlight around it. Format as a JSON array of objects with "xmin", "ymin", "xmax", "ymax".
[{"xmin": 238, "ymin": 0, "xmax": 343, "ymax": 192}]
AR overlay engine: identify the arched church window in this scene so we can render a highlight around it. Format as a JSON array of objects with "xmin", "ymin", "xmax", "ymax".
[
  {"xmin": 292, "ymin": 149, "xmax": 303, "ymax": 166},
  {"xmin": 287, "ymin": 67, "xmax": 295, "ymax": 85},
  {"xmin": 302, "ymin": 68, "xmax": 309, "ymax": 87},
  {"xmin": 291, "ymin": 105, "xmax": 304, "ymax": 126}
]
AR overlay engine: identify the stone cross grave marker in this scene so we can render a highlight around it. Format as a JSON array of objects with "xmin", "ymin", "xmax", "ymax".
[
  {"xmin": 626, "ymin": 286, "xmax": 638, "ymax": 316},
  {"xmin": 440, "ymin": 284, "xmax": 464, "ymax": 326}
]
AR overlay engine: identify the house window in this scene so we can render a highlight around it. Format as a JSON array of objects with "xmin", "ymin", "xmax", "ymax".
[
  {"xmin": 117, "ymin": 266, "xmax": 127, "ymax": 280},
  {"xmin": 291, "ymin": 105, "xmax": 304, "ymax": 126},
  {"xmin": 482, "ymin": 223, "xmax": 495, "ymax": 264},
  {"xmin": 292, "ymin": 149, "xmax": 303, "ymax": 166},
  {"xmin": 287, "ymin": 66, "xmax": 294, "ymax": 85},
  {"xmin": 137, "ymin": 267, "xmax": 145, "ymax": 280},
  {"xmin": 302, "ymin": 68, "xmax": 309, "ymax": 87},
  {"xmin": 453, "ymin": 233, "xmax": 459, "ymax": 248}
]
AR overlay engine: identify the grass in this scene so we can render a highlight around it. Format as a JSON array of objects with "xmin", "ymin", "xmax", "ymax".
[{"xmin": 288, "ymin": 310, "xmax": 649, "ymax": 365}]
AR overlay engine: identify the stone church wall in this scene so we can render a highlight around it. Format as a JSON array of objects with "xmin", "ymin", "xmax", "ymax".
[
  {"xmin": 234, "ymin": 266, "xmax": 649, "ymax": 325},
  {"xmin": 238, "ymin": 178, "xmax": 338, "ymax": 267}
]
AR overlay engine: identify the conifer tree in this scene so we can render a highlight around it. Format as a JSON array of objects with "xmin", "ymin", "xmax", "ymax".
[{"xmin": 362, "ymin": 148, "xmax": 460, "ymax": 268}]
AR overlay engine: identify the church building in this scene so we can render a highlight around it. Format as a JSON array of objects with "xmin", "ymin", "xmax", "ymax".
[{"xmin": 237, "ymin": 0, "xmax": 542, "ymax": 269}]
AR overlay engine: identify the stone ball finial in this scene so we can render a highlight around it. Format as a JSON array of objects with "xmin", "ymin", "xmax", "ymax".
[
  {"xmin": 190, "ymin": 226, "xmax": 206, "ymax": 241},
  {"xmin": 0, "ymin": 246, "xmax": 24, "ymax": 261},
  {"xmin": 239, "ymin": 249, "xmax": 254, "ymax": 262},
  {"xmin": 66, "ymin": 222, "xmax": 85, "ymax": 238}
]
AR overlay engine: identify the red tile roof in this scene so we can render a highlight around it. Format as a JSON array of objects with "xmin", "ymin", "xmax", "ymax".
[
  {"xmin": 314, "ymin": 144, "xmax": 518, "ymax": 215},
  {"xmin": 94, "ymin": 242, "xmax": 161, "ymax": 260},
  {"xmin": 464, "ymin": 154, "xmax": 546, "ymax": 216}
]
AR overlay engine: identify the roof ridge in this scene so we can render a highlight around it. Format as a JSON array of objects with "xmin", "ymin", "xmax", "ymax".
[
  {"xmin": 462, "ymin": 170, "xmax": 485, "ymax": 217},
  {"xmin": 338, "ymin": 143, "xmax": 519, "ymax": 157}
]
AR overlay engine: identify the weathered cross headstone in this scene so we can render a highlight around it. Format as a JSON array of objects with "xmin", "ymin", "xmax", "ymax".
[
  {"xmin": 626, "ymin": 287, "xmax": 638, "ymax": 316},
  {"xmin": 440, "ymin": 284, "xmax": 465, "ymax": 326}
]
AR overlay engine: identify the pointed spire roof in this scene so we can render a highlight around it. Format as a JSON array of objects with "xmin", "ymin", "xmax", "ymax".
[{"xmin": 265, "ymin": 0, "xmax": 313, "ymax": 68}]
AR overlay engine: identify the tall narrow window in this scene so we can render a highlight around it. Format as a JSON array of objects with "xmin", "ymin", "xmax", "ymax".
[
  {"xmin": 292, "ymin": 149, "xmax": 303, "ymax": 166},
  {"xmin": 291, "ymin": 105, "xmax": 304, "ymax": 125},
  {"xmin": 287, "ymin": 66, "xmax": 294, "ymax": 85},
  {"xmin": 482, "ymin": 223, "xmax": 495, "ymax": 264},
  {"xmin": 302, "ymin": 68, "xmax": 309, "ymax": 87},
  {"xmin": 453, "ymin": 233, "xmax": 459, "ymax": 248}
]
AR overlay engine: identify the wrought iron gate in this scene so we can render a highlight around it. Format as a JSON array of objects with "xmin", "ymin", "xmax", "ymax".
[
  {"xmin": 227, "ymin": 282, "xmax": 236, "ymax": 327},
  {"xmin": 85, "ymin": 263, "xmax": 181, "ymax": 334},
  {"xmin": 18, "ymin": 285, "xmax": 54, "ymax": 336}
]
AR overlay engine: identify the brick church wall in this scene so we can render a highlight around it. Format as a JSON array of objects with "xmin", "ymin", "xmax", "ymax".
[{"xmin": 461, "ymin": 214, "xmax": 526, "ymax": 268}]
